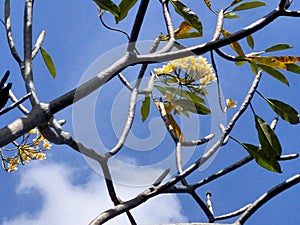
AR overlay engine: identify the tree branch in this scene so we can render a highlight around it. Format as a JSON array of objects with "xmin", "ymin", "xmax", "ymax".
[{"xmin": 235, "ymin": 173, "xmax": 300, "ymax": 225}]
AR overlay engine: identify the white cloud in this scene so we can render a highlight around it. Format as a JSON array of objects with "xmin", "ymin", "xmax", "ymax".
[{"xmin": 2, "ymin": 162, "xmax": 186, "ymax": 225}]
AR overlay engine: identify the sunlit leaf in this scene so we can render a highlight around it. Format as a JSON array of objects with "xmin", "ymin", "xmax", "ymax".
[
  {"xmin": 160, "ymin": 21, "xmax": 201, "ymax": 41},
  {"xmin": 286, "ymin": 63, "xmax": 300, "ymax": 74},
  {"xmin": 265, "ymin": 98, "xmax": 299, "ymax": 124},
  {"xmin": 235, "ymin": 61, "xmax": 247, "ymax": 66},
  {"xmin": 222, "ymin": 29, "xmax": 245, "ymax": 56},
  {"xmin": 224, "ymin": 12, "xmax": 239, "ymax": 18},
  {"xmin": 265, "ymin": 44, "xmax": 293, "ymax": 52},
  {"xmin": 249, "ymin": 62, "xmax": 259, "ymax": 74},
  {"xmin": 248, "ymin": 56, "xmax": 287, "ymax": 70},
  {"xmin": 175, "ymin": 99, "xmax": 210, "ymax": 115},
  {"xmin": 164, "ymin": 103, "xmax": 185, "ymax": 142},
  {"xmin": 40, "ymin": 47, "xmax": 56, "ymax": 78},
  {"xmin": 116, "ymin": 0, "xmax": 137, "ymax": 23},
  {"xmin": 141, "ymin": 96, "xmax": 150, "ymax": 122},
  {"xmin": 241, "ymin": 143, "xmax": 282, "ymax": 173},
  {"xmin": 255, "ymin": 115, "xmax": 282, "ymax": 158},
  {"xmin": 247, "ymin": 35, "xmax": 254, "ymax": 49},
  {"xmin": 259, "ymin": 64, "xmax": 289, "ymax": 85},
  {"xmin": 203, "ymin": 0, "xmax": 214, "ymax": 12},
  {"xmin": 93, "ymin": 0, "xmax": 120, "ymax": 18},
  {"xmin": 232, "ymin": 1, "xmax": 266, "ymax": 11},
  {"xmin": 169, "ymin": 0, "xmax": 203, "ymax": 35}
]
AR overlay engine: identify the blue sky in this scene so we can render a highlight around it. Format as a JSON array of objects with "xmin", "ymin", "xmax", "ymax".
[{"xmin": 0, "ymin": 1, "xmax": 300, "ymax": 225}]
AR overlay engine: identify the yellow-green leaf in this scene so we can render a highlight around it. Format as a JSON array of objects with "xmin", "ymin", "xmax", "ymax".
[
  {"xmin": 247, "ymin": 35, "xmax": 254, "ymax": 49},
  {"xmin": 228, "ymin": 0, "xmax": 243, "ymax": 8},
  {"xmin": 232, "ymin": 1, "xmax": 266, "ymax": 11},
  {"xmin": 93, "ymin": 0, "xmax": 120, "ymax": 18},
  {"xmin": 224, "ymin": 12, "xmax": 239, "ymax": 18},
  {"xmin": 248, "ymin": 56, "xmax": 287, "ymax": 70},
  {"xmin": 141, "ymin": 96, "xmax": 150, "ymax": 122},
  {"xmin": 265, "ymin": 44, "xmax": 293, "ymax": 52},
  {"xmin": 40, "ymin": 47, "xmax": 56, "ymax": 79},
  {"xmin": 222, "ymin": 29, "xmax": 245, "ymax": 56},
  {"xmin": 116, "ymin": 0, "xmax": 137, "ymax": 23},
  {"xmin": 159, "ymin": 21, "xmax": 201, "ymax": 41},
  {"xmin": 203, "ymin": 0, "xmax": 214, "ymax": 12},
  {"xmin": 170, "ymin": 0, "xmax": 203, "ymax": 35}
]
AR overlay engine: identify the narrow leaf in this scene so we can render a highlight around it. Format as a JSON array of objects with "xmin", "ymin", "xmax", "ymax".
[
  {"xmin": 164, "ymin": 103, "xmax": 185, "ymax": 142},
  {"xmin": 175, "ymin": 99, "xmax": 210, "ymax": 115},
  {"xmin": 265, "ymin": 44, "xmax": 293, "ymax": 52},
  {"xmin": 228, "ymin": 0, "xmax": 243, "ymax": 8},
  {"xmin": 222, "ymin": 29, "xmax": 245, "ymax": 56},
  {"xmin": 249, "ymin": 56, "xmax": 287, "ymax": 70},
  {"xmin": 286, "ymin": 63, "xmax": 300, "ymax": 74},
  {"xmin": 255, "ymin": 115, "xmax": 282, "ymax": 157},
  {"xmin": 249, "ymin": 62, "xmax": 259, "ymax": 74},
  {"xmin": 224, "ymin": 12, "xmax": 240, "ymax": 18},
  {"xmin": 40, "ymin": 47, "xmax": 56, "ymax": 78},
  {"xmin": 247, "ymin": 35, "xmax": 254, "ymax": 49},
  {"xmin": 116, "ymin": 0, "xmax": 137, "ymax": 23},
  {"xmin": 203, "ymin": 0, "xmax": 214, "ymax": 12},
  {"xmin": 259, "ymin": 64, "xmax": 289, "ymax": 85},
  {"xmin": 232, "ymin": 1, "xmax": 266, "ymax": 11},
  {"xmin": 141, "ymin": 96, "xmax": 150, "ymax": 122},
  {"xmin": 93, "ymin": 0, "xmax": 120, "ymax": 18},
  {"xmin": 160, "ymin": 21, "xmax": 201, "ymax": 41},
  {"xmin": 170, "ymin": 0, "xmax": 203, "ymax": 35},
  {"xmin": 266, "ymin": 98, "xmax": 299, "ymax": 124},
  {"xmin": 154, "ymin": 85, "xmax": 206, "ymax": 104},
  {"xmin": 274, "ymin": 56, "xmax": 300, "ymax": 64}
]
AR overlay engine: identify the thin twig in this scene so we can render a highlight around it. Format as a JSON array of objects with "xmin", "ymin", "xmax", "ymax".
[
  {"xmin": 155, "ymin": 0, "xmax": 175, "ymax": 54},
  {"xmin": 8, "ymin": 90, "xmax": 30, "ymax": 114},
  {"xmin": 0, "ymin": 92, "xmax": 31, "ymax": 116},
  {"xmin": 32, "ymin": 30, "xmax": 46, "ymax": 59},
  {"xmin": 215, "ymin": 204, "xmax": 251, "ymax": 221},
  {"xmin": 118, "ymin": 73, "xmax": 133, "ymax": 91},
  {"xmin": 99, "ymin": 13, "xmax": 130, "ymax": 40}
]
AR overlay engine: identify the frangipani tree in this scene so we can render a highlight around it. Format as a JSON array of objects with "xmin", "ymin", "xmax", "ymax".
[{"xmin": 0, "ymin": 0, "xmax": 300, "ymax": 225}]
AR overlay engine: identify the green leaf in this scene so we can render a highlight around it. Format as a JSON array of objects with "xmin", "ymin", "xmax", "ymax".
[
  {"xmin": 232, "ymin": 1, "xmax": 266, "ymax": 11},
  {"xmin": 286, "ymin": 63, "xmax": 300, "ymax": 74},
  {"xmin": 265, "ymin": 98, "xmax": 299, "ymax": 124},
  {"xmin": 249, "ymin": 62, "xmax": 259, "ymax": 74},
  {"xmin": 241, "ymin": 143, "xmax": 282, "ymax": 173},
  {"xmin": 116, "ymin": 0, "xmax": 137, "ymax": 23},
  {"xmin": 169, "ymin": 0, "xmax": 203, "ymax": 35},
  {"xmin": 255, "ymin": 115, "xmax": 282, "ymax": 158},
  {"xmin": 175, "ymin": 99, "xmax": 210, "ymax": 115},
  {"xmin": 93, "ymin": 0, "xmax": 120, "ymax": 18},
  {"xmin": 141, "ymin": 96, "xmax": 150, "ymax": 122},
  {"xmin": 247, "ymin": 35, "xmax": 254, "ymax": 49},
  {"xmin": 40, "ymin": 47, "xmax": 56, "ymax": 78},
  {"xmin": 258, "ymin": 64, "xmax": 289, "ymax": 86},
  {"xmin": 265, "ymin": 44, "xmax": 293, "ymax": 52},
  {"xmin": 154, "ymin": 85, "xmax": 206, "ymax": 104},
  {"xmin": 222, "ymin": 29, "xmax": 245, "ymax": 56},
  {"xmin": 203, "ymin": 0, "xmax": 214, "ymax": 12},
  {"xmin": 224, "ymin": 12, "xmax": 240, "ymax": 18},
  {"xmin": 228, "ymin": 0, "xmax": 243, "ymax": 8}
]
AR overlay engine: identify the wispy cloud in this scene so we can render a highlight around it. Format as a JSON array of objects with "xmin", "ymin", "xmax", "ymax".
[{"xmin": 2, "ymin": 162, "xmax": 186, "ymax": 225}]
